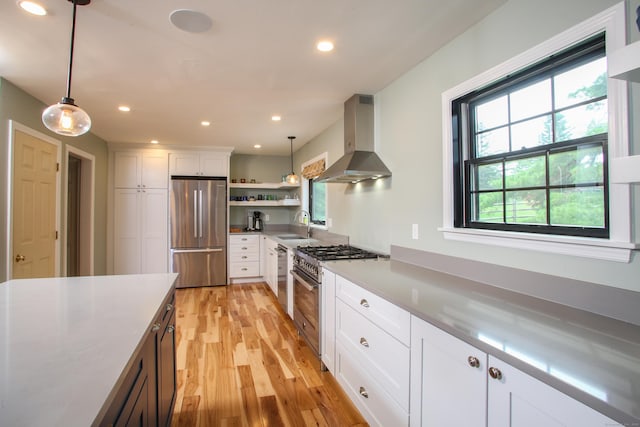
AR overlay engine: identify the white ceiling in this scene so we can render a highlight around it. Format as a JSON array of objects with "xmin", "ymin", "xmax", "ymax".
[{"xmin": 0, "ymin": 0, "xmax": 505, "ymax": 155}]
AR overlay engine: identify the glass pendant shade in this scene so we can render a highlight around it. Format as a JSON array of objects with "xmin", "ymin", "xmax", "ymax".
[
  {"xmin": 42, "ymin": 98, "xmax": 91, "ymax": 136},
  {"xmin": 286, "ymin": 173, "xmax": 299, "ymax": 185}
]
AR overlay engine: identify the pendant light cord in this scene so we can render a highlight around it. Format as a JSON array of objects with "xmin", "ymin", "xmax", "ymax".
[
  {"xmin": 65, "ymin": 0, "xmax": 79, "ymax": 101},
  {"xmin": 288, "ymin": 136, "xmax": 295, "ymax": 173}
]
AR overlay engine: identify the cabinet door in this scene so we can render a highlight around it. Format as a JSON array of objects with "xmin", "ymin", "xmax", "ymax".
[
  {"xmin": 487, "ymin": 355, "xmax": 616, "ymax": 427},
  {"xmin": 199, "ymin": 153, "xmax": 228, "ymax": 177},
  {"xmin": 158, "ymin": 311, "xmax": 176, "ymax": 427},
  {"xmin": 140, "ymin": 189, "xmax": 168, "ymax": 273},
  {"xmin": 141, "ymin": 152, "xmax": 168, "ymax": 189},
  {"xmin": 321, "ymin": 269, "xmax": 336, "ymax": 373},
  {"xmin": 114, "ymin": 189, "xmax": 141, "ymax": 274},
  {"xmin": 114, "ymin": 152, "xmax": 141, "ymax": 188},
  {"xmin": 410, "ymin": 316, "xmax": 486, "ymax": 427},
  {"xmin": 169, "ymin": 153, "xmax": 199, "ymax": 176}
]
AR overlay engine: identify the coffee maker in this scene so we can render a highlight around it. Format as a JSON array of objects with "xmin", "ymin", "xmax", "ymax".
[{"xmin": 253, "ymin": 211, "xmax": 263, "ymax": 231}]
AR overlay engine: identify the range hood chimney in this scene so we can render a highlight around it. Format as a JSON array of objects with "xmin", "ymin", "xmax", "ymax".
[{"xmin": 315, "ymin": 94, "xmax": 391, "ymax": 183}]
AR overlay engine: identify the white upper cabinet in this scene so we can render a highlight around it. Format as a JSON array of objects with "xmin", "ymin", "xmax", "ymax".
[
  {"xmin": 169, "ymin": 152, "xmax": 229, "ymax": 177},
  {"xmin": 114, "ymin": 151, "xmax": 168, "ymax": 189}
]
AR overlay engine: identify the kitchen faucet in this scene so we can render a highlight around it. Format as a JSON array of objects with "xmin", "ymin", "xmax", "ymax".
[{"xmin": 293, "ymin": 209, "xmax": 312, "ymax": 238}]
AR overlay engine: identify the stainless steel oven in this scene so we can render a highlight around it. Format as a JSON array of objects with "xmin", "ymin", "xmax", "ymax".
[
  {"xmin": 292, "ymin": 267, "xmax": 320, "ymax": 356},
  {"xmin": 292, "ymin": 245, "xmax": 382, "ymax": 363}
]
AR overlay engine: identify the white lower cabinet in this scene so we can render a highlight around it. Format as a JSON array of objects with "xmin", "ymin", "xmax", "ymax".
[
  {"xmin": 409, "ymin": 315, "xmax": 486, "ymax": 427},
  {"xmin": 335, "ymin": 275, "xmax": 410, "ymax": 427},
  {"xmin": 487, "ymin": 355, "xmax": 616, "ymax": 427},
  {"xmin": 321, "ymin": 269, "xmax": 336, "ymax": 373},
  {"xmin": 114, "ymin": 188, "xmax": 168, "ymax": 274},
  {"xmin": 229, "ymin": 235, "xmax": 260, "ymax": 279},
  {"xmin": 410, "ymin": 315, "xmax": 616, "ymax": 427},
  {"xmin": 263, "ymin": 237, "xmax": 278, "ymax": 294}
]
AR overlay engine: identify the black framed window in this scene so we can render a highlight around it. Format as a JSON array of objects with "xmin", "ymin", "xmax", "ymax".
[
  {"xmin": 309, "ymin": 179, "xmax": 326, "ymax": 225},
  {"xmin": 452, "ymin": 33, "xmax": 609, "ymax": 238}
]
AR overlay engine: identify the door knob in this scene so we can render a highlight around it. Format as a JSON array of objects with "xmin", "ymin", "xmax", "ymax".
[
  {"xmin": 488, "ymin": 367, "xmax": 503, "ymax": 380},
  {"xmin": 15, "ymin": 254, "xmax": 25, "ymax": 263}
]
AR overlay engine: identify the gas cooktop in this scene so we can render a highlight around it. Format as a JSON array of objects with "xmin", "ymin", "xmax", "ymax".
[{"xmin": 296, "ymin": 245, "xmax": 381, "ymax": 261}]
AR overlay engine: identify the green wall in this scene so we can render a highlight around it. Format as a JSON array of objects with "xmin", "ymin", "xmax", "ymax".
[
  {"xmin": 229, "ymin": 154, "xmax": 299, "ymax": 227},
  {"xmin": 296, "ymin": 0, "xmax": 640, "ymax": 293},
  {"xmin": 0, "ymin": 78, "xmax": 109, "ymax": 279}
]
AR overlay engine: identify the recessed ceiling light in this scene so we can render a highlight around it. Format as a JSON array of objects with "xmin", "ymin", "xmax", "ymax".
[
  {"xmin": 169, "ymin": 9, "xmax": 213, "ymax": 33},
  {"xmin": 118, "ymin": 105, "xmax": 131, "ymax": 112},
  {"xmin": 317, "ymin": 40, "xmax": 334, "ymax": 52},
  {"xmin": 150, "ymin": 140, "xmax": 159, "ymax": 144},
  {"xmin": 18, "ymin": 1, "xmax": 47, "ymax": 16},
  {"xmin": 271, "ymin": 115, "xmax": 281, "ymax": 122},
  {"xmin": 201, "ymin": 121, "xmax": 210, "ymax": 126},
  {"xmin": 254, "ymin": 144, "xmax": 262, "ymax": 149}
]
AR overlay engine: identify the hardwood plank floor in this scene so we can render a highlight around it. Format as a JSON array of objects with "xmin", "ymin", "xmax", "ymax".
[{"xmin": 170, "ymin": 283, "xmax": 368, "ymax": 427}]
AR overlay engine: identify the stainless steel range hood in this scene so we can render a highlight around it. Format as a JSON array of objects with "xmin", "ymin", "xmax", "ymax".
[{"xmin": 315, "ymin": 94, "xmax": 391, "ymax": 183}]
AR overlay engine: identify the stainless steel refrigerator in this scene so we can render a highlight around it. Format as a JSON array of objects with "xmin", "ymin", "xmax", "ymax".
[{"xmin": 170, "ymin": 177, "xmax": 227, "ymax": 287}]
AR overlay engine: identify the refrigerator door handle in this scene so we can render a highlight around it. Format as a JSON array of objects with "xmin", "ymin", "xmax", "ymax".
[
  {"xmin": 199, "ymin": 189, "xmax": 204, "ymax": 238},
  {"xmin": 171, "ymin": 248, "xmax": 223, "ymax": 254},
  {"xmin": 193, "ymin": 190, "xmax": 198, "ymax": 239}
]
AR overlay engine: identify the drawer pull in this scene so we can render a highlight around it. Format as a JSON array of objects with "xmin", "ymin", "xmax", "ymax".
[
  {"xmin": 167, "ymin": 325, "xmax": 175, "ymax": 333},
  {"xmin": 360, "ymin": 299, "xmax": 370, "ymax": 308},
  {"xmin": 488, "ymin": 367, "xmax": 502, "ymax": 380},
  {"xmin": 359, "ymin": 386, "xmax": 369, "ymax": 398},
  {"xmin": 359, "ymin": 337, "xmax": 369, "ymax": 348},
  {"xmin": 241, "ymin": 268, "xmax": 248, "ymax": 271},
  {"xmin": 242, "ymin": 247, "xmax": 248, "ymax": 250},
  {"xmin": 166, "ymin": 303, "xmax": 174, "ymax": 312},
  {"xmin": 151, "ymin": 322, "xmax": 161, "ymax": 332},
  {"xmin": 242, "ymin": 255, "xmax": 248, "ymax": 259},
  {"xmin": 467, "ymin": 356, "xmax": 480, "ymax": 368}
]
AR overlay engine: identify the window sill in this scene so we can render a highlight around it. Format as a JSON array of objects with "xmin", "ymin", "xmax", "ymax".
[{"xmin": 438, "ymin": 227, "xmax": 638, "ymax": 263}]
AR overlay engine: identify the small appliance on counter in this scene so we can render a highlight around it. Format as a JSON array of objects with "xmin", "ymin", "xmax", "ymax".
[
  {"xmin": 246, "ymin": 214, "xmax": 255, "ymax": 231},
  {"xmin": 254, "ymin": 211, "xmax": 263, "ymax": 231}
]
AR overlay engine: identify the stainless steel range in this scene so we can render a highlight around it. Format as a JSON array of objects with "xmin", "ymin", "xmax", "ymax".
[{"xmin": 291, "ymin": 245, "xmax": 381, "ymax": 360}]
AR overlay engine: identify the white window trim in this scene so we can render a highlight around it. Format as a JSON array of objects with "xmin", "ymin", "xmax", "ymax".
[
  {"xmin": 301, "ymin": 152, "xmax": 329, "ymax": 230},
  {"xmin": 440, "ymin": 3, "xmax": 638, "ymax": 263}
]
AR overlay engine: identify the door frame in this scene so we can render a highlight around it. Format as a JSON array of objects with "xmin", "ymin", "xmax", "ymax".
[
  {"xmin": 64, "ymin": 145, "xmax": 95, "ymax": 276},
  {"xmin": 7, "ymin": 120, "xmax": 62, "ymax": 278}
]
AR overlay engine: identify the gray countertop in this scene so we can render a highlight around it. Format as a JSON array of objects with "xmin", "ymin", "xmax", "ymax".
[
  {"xmin": 0, "ymin": 273, "xmax": 178, "ymax": 427},
  {"xmin": 322, "ymin": 258, "xmax": 640, "ymax": 425}
]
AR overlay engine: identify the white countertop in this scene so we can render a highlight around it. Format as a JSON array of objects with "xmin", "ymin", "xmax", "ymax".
[
  {"xmin": 0, "ymin": 273, "xmax": 177, "ymax": 427},
  {"xmin": 323, "ymin": 259, "xmax": 640, "ymax": 425}
]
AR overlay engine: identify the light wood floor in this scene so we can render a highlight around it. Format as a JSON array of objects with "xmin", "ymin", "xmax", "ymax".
[{"xmin": 170, "ymin": 283, "xmax": 368, "ymax": 427}]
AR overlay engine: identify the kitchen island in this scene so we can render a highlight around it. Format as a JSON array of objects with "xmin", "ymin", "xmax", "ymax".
[
  {"xmin": 0, "ymin": 273, "xmax": 178, "ymax": 427},
  {"xmin": 322, "ymin": 258, "xmax": 640, "ymax": 426}
]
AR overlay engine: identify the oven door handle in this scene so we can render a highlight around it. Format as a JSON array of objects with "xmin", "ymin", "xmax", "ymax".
[{"xmin": 291, "ymin": 270, "xmax": 318, "ymax": 291}]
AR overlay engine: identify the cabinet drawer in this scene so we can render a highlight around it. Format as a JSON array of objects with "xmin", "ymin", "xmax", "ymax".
[
  {"xmin": 229, "ymin": 245, "xmax": 259, "ymax": 257},
  {"xmin": 336, "ymin": 275, "xmax": 410, "ymax": 345},
  {"xmin": 230, "ymin": 252, "xmax": 259, "ymax": 263},
  {"xmin": 336, "ymin": 341, "xmax": 408, "ymax": 427},
  {"xmin": 230, "ymin": 262, "xmax": 260, "ymax": 277},
  {"xmin": 336, "ymin": 299, "xmax": 410, "ymax": 410},
  {"xmin": 230, "ymin": 234, "xmax": 260, "ymax": 245}
]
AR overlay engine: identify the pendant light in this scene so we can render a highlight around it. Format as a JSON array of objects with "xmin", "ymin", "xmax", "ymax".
[
  {"xmin": 42, "ymin": 0, "xmax": 91, "ymax": 137},
  {"xmin": 286, "ymin": 136, "xmax": 299, "ymax": 185}
]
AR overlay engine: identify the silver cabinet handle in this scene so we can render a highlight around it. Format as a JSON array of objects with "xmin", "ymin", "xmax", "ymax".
[
  {"xmin": 359, "ymin": 337, "xmax": 369, "ymax": 348},
  {"xmin": 488, "ymin": 367, "xmax": 502, "ymax": 380},
  {"xmin": 167, "ymin": 325, "xmax": 175, "ymax": 333},
  {"xmin": 468, "ymin": 356, "xmax": 480, "ymax": 368},
  {"xmin": 166, "ymin": 303, "xmax": 174, "ymax": 312},
  {"xmin": 359, "ymin": 386, "xmax": 369, "ymax": 398},
  {"xmin": 199, "ymin": 189, "xmax": 203, "ymax": 238},
  {"xmin": 151, "ymin": 322, "xmax": 161, "ymax": 332},
  {"xmin": 193, "ymin": 190, "xmax": 198, "ymax": 239},
  {"xmin": 360, "ymin": 299, "xmax": 370, "ymax": 308}
]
